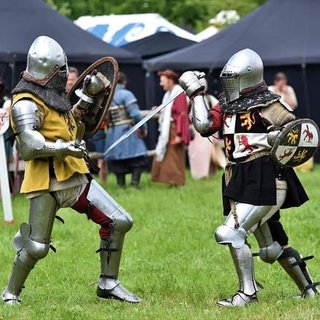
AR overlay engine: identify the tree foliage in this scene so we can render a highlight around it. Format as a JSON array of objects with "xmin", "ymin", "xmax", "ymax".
[{"xmin": 45, "ymin": 0, "xmax": 266, "ymax": 32}]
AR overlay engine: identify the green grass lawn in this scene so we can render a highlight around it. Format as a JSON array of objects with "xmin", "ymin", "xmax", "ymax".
[{"xmin": 1, "ymin": 166, "xmax": 320, "ymax": 320}]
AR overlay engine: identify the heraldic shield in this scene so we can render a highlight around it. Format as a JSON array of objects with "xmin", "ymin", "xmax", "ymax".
[
  {"xmin": 270, "ymin": 118, "xmax": 319, "ymax": 167},
  {"xmin": 68, "ymin": 57, "xmax": 119, "ymax": 138}
]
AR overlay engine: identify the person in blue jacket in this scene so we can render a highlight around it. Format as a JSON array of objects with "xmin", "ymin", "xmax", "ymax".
[{"xmin": 105, "ymin": 72, "xmax": 148, "ymax": 188}]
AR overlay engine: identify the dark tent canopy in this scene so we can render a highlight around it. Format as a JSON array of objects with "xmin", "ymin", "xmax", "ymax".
[
  {"xmin": 0, "ymin": 0, "xmax": 147, "ymax": 106},
  {"xmin": 122, "ymin": 32, "xmax": 196, "ymax": 59},
  {"xmin": 144, "ymin": 0, "xmax": 320, "ymax": 71},
  {"xmin": 144, "ymin": 0, "xmax": 320, "ymax": 160},
  {"xmin": 143, "ymin": 0, "xmax": 320, "ymax": 119},
  {"xmin": 0, "ymin": 0, "xmax": 141, "ymax": 64}
]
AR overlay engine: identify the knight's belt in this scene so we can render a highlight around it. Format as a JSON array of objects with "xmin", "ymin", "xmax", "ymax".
[
  {"xmin": 227, "ymin": 150, "xmax": 270, "ymax": 165},
  {"xmin": 108, "ymin": 119, "xmax": 133, "ymax": 126}
]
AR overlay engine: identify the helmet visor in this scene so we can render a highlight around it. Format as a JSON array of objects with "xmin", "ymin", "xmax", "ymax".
[{"xmin": 220, "ymin": 70, "xmax": 240, "ymax": 103}]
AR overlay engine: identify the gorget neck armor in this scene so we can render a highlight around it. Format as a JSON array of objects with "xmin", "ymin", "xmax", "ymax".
[
  {"xmin": 219, "ymin": 81, "xmax": 280, "ymax": 113},
  {"xmin": 12, "ymin": 75, "xmax": 71, "ymax": 113}
]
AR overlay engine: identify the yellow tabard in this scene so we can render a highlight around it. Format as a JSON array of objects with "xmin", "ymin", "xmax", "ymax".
[{"xmin": 11, "ymin": 93, "xmax": 89, "ymax": 193}]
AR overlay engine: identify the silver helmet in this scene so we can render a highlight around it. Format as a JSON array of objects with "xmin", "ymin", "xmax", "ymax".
[
  {"xmin": 220, "ymin": 48, "xmax": 263, "ymax": 103},
  {"xmin": 25, "ymin": 36, "xmax": 68, "ymax": 85}
]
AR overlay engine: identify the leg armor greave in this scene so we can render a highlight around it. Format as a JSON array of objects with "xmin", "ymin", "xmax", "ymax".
[
  {"xmin": 230, "ymin": 244, "xmax": 258, "ymax": 296},
  {"xmin": 217, "ymin": 243, "xmax": 258, "ymax": 307},
  {"xmin": 98, "ymin": 230, "xmax": 125, "ymax": 280},
  {"xmin": 253, "ymin": 223, "xmax": 283, "ymax": 263},
  {"xmin": 85, "ymin": 180, "xmax": 141, "ymax": 303},
  {"xmin": 215, "ymin": 202, "xmax": 282, "ymax": 307},
  {"xmin": 2, "ymin": 193, "xmax": 57, "ymax": 304},
  {"xmin": 278, "ymin": 247, "xmax": 319, "ymax": 297}
]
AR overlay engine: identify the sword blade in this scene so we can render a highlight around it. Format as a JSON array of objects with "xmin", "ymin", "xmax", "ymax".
[{"xmin": 103, "ymin": 88, "xmax": 184, "ymax": 156}]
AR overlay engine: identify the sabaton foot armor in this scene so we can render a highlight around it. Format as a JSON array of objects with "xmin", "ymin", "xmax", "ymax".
[
  {"xmin": 97, "ymin": 276, "xmax": 141, "ymax": 303},
  {"xmin": 217, "ymin": 291, "xmax": 258, "ymax": 307}
]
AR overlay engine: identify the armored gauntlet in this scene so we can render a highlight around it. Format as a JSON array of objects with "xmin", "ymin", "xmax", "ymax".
[
  {"xmin": 31, "ymin": 139, "xmax": 87, "ymax": 161},
  {"xmin": 75, "ymin": 71, "xmax": 111, "ymax": 111},
  {"xmin": 179, "ymin": 71, "xmax": 206, "ymax": 98}
]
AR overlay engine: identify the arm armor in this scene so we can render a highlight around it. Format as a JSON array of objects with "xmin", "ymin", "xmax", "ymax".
[
  {"xmin": 11, "ymin": 100, "xmax": 86, "ymax": 161},
  {"xmin": 261, "ymin": 102, "xmax": 295, "ymax": 127},
  {"xmin": 191, "ymin": 95, "xmax": 213, "ymax": 136},
  {"xmin": 261, "ymin": 102, "xmax": 296, "ymax": 146}
]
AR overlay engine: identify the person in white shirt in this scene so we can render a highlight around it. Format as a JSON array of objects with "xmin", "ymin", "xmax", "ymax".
[{"xmin": 268, "ymin": 72, "xmax": 298, "ymax": 110}]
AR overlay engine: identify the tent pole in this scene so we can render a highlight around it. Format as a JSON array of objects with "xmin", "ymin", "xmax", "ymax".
[
  {"xmin": 9, "ymin": 54, "xmax": 17, "ymax": 92},
  {"xmin": 301, "ymin": 63, "xmax": 311, "ymax": 118}
]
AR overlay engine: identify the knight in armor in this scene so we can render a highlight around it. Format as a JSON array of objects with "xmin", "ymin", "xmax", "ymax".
[
  {"xmin": 104, "ymin": 72, "xmax": 148, "ymax": 188},
  {"xmin": 2, "ymin": 36, "xmax": 141, "ymax": 304},
  {"xmin": 179, "ymin": 48, "xmax": 319, "ymax": 307}
]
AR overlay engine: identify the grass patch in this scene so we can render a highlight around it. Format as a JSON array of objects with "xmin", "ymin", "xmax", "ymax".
[{"xmin": 1, "ymin": 166, "xmax": 320, "ymax": 319}]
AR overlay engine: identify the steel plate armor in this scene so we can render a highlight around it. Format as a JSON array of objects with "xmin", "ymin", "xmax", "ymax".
[
  {"xmin": 220, "ymin": 48, "xmax": 263, "ymax": 103},
  {"xmin": 2, "ymin": 36, "xmax": 140, "ymax": 305},
  {"xmin": 179, "ymin": 48, "xmax": 319, "ymax": 307},
  {"xmin": 25, "ymin": 36, "xmax": 68, "ymax": 84}
]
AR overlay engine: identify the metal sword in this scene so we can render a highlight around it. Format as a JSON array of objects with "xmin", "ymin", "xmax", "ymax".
[{"xmin": 103, "ymin": 88, "xmax": 184, "ymax": 156}]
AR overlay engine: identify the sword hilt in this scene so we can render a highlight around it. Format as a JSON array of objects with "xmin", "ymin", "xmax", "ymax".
[{"xmin": 75, "ymin": 121, "xmax": 85, "ymax": 146}]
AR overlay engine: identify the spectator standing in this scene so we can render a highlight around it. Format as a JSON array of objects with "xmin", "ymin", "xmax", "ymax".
[
  {"xmin": 104, "ymin": 72, "xmax": 148, "ymax": 188},
  {"xmin": 268, "ymin": 72, "xmax": 298, "ymax": 110},
  {"xmin": 151, "ymin": 70, "xmax": 190, "ymax": 186},
  {"xmin": 66, "ymin": 66, "xmax": 79, "ymax": 94},
  {"xmin": 269, "ymin": 72, "xmax": 314, "ymax": 172},
  {"xmin": 0, "ymin": 77, "xmax": 14, "ymax": 170}
]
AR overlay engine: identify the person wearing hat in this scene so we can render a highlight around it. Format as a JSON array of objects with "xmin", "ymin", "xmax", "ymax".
[{"xmin": 151, "ymin": 69, "xmax": 190, "ymax": 186}]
